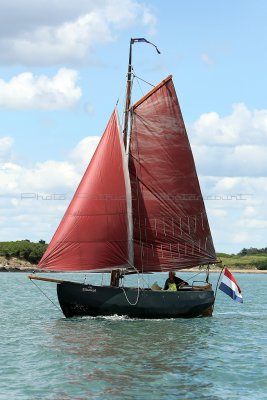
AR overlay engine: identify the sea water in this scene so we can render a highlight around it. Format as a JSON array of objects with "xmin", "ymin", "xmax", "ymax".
[{"xmin": 1, "ymin": 272, "xmax": 267, "ymax": 400}]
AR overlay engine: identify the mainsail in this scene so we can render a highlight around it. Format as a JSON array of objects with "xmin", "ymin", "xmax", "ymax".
[
  {"xmin": 129, "ymin": 76, "xmax": 216, "ymax": 272},
  {"xmin": 39, "ymin": 110, "xmax": 130, "ymax": 271}
]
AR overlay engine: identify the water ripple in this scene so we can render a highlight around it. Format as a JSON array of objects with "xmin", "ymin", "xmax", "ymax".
[{"xmin": 1, "ymin": 272, "xmax": 267, "ymax": 399}]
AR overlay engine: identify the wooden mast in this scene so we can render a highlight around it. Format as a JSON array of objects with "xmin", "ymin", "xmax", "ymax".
[
  {"xmin": 110, "ymin": 39, "xmax": 133, "ymax": 287},
  {"xmin": 123, "ymin": 38, "xmax": 133, "ymax": 148}
]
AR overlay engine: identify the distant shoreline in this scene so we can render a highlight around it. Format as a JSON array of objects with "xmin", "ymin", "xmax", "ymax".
[
  {"xmin": 1, "ymin": 266, "xmax": 267, "ymax": 274},
  {"xmin": 182, "ymin": 269, "xmax": 267, "ymax": 274}
]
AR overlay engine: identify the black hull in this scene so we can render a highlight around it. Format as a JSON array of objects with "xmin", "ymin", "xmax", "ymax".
[{"xmin": 57, "ymin": 281, "xmax": 214, "ymax": 319}]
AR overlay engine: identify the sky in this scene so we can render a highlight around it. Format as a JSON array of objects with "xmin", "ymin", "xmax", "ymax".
[{"xmin": 0, "ymin": 0, "xmax": 266, "ymax": 254}]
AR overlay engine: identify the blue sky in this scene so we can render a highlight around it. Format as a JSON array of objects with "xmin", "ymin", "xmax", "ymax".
[{"xmin": 0, "ymin": 0, "xmax": 266, "ymax": 254}]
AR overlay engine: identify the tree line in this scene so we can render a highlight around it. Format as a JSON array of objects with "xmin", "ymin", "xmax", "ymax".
[
  {"xmin": 238, "ymin": 247, "xmax": 267, "ymax": 256},
  {"xmin": 0, "ymin": 240, "xmax": 48, "ymax": 264}
]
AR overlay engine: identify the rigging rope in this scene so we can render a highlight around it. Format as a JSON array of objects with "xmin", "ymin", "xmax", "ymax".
[
  {"xmin": 121, "ymin": 263, "xmax": 141, "ymax": 306},
  {"xmin": 133, "ymin": 73, "xmax": 155, "ymax": 88},
  {"xmin": 30, "ymin": 279, "xmax": 62, "ymax": 312},
  {"xmin": 121, "ymin": 282, "xmax": 140, "ymax": 306},
  {"xmin": 184, "ymin": 268, "xmax": 207, "ymax": 282}
]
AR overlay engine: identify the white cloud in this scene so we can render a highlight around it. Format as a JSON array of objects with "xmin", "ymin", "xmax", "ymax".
[
  {"xmin": 0, "ymin": 136, "xmax": 14, "ymax": 161},
  {"xmin": 211, "ymin": 176, "xmax": 267, "ymax": 195},
  {"xmin": 190, "ymin": 103, "xmax": 267, "ymax": 178},
  {"xmin": 69, "ymin": 136, "xmax": 101, "ymax": 172},
  {"xmin": 0, "ymin": 134, "xmax": 102, "ymax": 241},
  {"xmin": 201, "ymin": 173, "xmax": 267, "ymax": 252},
  {"xmin": 243, "ymin": 206, "xmax": 258, "ymax": 217},
  {"xmin": 209, "ymin": 208, "xmax": 227, "ymax": 217},
  {"xmin": 0, "ymin": 160, "xmax": 80, "ymax": 197},
  {"xmin": 191, "ymin": 103, "xmax": 267, "ymax": 146},
  {"xmin": 0, "ymin": 0, "xmax": 157, "ymax": 65},
  {"xmin": 0, "ymin": 69, "xmax": 81, "ymax": 110},
  {"xmin": 0, "ymin": 134, "xmax": 101, "ymax": 196},
  {"xmin": 239, "ymin": 219, "xmax": 267, "ymax": 229},
  {"xmin": 231, "ymin": 232, "xmax": 252, "ymax": 244},
  {"xmin": 193, "ymin": 143, "xmax": 267, "ymax": 177}
]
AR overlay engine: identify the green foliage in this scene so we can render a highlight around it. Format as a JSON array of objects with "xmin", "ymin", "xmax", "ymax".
[
  {"xmin": 238, "ymin": 247, "xmax": 267, "ymax": 256},
  {"xmin": 0, "ymin": 240, "xmax": 47, "ymax": 264},
  {"xmin": 253, "ymin": 261, "xmax": 267, "ymax": 270},
  {"xmin": 217, "ymin": 251, "xmax": 267, "ymax": 270},
  {"xmin": 216, "ymin": 252, "xmax": 233, "ymax": 258}
]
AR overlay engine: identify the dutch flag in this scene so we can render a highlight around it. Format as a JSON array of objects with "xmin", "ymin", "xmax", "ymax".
[{"xmin": 219, "ymin": 268, "xmax": 243, "ymax": 303}]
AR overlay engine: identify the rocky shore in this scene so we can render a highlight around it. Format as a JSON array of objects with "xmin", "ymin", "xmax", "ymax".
[{"xmin": 0, "ymin": 256, "xmax": 37, "ymax": 272}]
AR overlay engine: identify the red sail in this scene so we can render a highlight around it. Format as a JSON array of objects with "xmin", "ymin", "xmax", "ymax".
[
  {"xmin": 39, "ymin": 110, "xmax": 129, "ymax": 271},
  {"xmin": 129, "ymin": 76, "xmax": 216, "ymax": 272}
]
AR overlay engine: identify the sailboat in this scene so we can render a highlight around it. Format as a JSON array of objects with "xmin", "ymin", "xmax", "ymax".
[{"xmin": 29, "ymin": 38, "xmax": 218, "ymax": 318}]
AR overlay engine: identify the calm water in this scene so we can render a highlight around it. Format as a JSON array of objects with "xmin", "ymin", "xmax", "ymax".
[{"xmin": 1, "ymin": 272, "xmax": 267, "ymax": 400}]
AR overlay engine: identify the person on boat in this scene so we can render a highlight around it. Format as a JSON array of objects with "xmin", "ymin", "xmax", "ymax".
[{"xmin": 164, "ymin": 271, "xmax": 188, "ymax": 291}]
